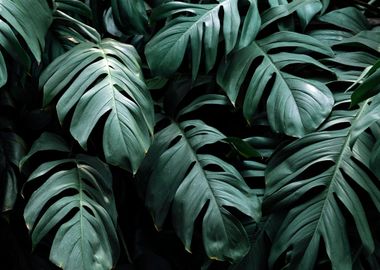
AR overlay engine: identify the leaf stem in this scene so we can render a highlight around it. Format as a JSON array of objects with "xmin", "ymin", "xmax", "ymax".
[{"xmin": 117, "ymin": 225, "xmax": 133, "ymax": 264}]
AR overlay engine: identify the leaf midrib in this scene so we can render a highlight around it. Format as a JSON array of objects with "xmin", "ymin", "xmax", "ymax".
[
  {"xmin": 163, "ymin": 1, "xmax": 227, "ymax": 51},
  {"xmin": 98, "ymin": 46, "xmax": 126, "ymax": 151},
  {"xmin": 75, "ymin": 162, "xmax": 85, "ymax": 270},
  {"xmin": 174, "ymin": 121, "xmax": 228, "ymax": 235},
  {"xmin": 98, "ymin": 44, "xmax": 147, "ymax": 168},
  {"xmin": 306, "ymin": 99, "xmax": 370, "ymax": 250},
  {"xmin": 252, "ymin": 42, "xmax": 303, "ymax": 123}
]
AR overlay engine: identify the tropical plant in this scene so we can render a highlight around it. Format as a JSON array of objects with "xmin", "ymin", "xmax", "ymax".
[{"xmin": 1, "ymin": 0, "xmax": 380, "ymax": 269}]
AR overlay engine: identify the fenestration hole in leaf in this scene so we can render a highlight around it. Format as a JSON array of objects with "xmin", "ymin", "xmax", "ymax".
[
  {"xmin": 218, "ymin": 5, "xmax": 224, "ymax": 29},
  {"xmin": 198, "ymin": 142, "xmax": 230, "ymax": 157},
  {"xmin": 190, "ymin": 199, "xmax": 210, "ymax": 252},
  {"xmin": 224, "ymin": 205, "xmax": 252, "ymax": 220},
  {"xmin": 315, "ymin": 238, "xmax": 332, "ymax": 270},
  {"xmin": 350, "ymin": 156, "xmax": 380, "ymax": 188},
  {"xmin": 113, "ymin": 84, "xmax": 134, "ymax": 101},
  {"xmin": 32, "ymin": 207, "xmax": 78, "ymax": 251},
  {"xmin": 237, "ymin": 0, "xmax": 249, "ymax": 18},
  {"xmin": 333, "ymin": 100, "xmax": 354, "ymax": 111},
  {"xmin": 154, "ymin": 117, "xmax": 171, "ymax": 133},
  {"xmin": 82, "ymin": 111, "xmax": 110, "ymax": 155},
  {"xmin": 183, "ymin": 124, "xmax": 195, "ymax": 133},
  {"xmin": 236, "ymin": 56, "xmax": 265, "ymax": 108},
  {"xmin": 184, "ymin": 161, "xmax": 196, "ymax": 178},
  {"xmin": 167, "ymin": 135, "xmax": 182, "ymax": 150},
  {"xmin": 296, "ymin": 160, "xmax": 335, "ymax": 180},
  {"xmin": 22, "ymin": 152, "xmax": 73, "ymax": 177},
  {"xmin": 263, "ymin": 184, "xmax": 326, "ymax": 214},
  {"xmin": 22, "ymin": 163, "xmax": 76, "ymax": 197},
  {"xmin": 203, "ymin": 163, "xmax": 223, "ymax": 172},
  {"xmin": 321, "ymin": 121, "xmax": 351, "ymax": 132},
  {"xmin": 83, "ymin": 205, "xmax": 95, "ymax": 216},
  {"xmin": 340, "ymin": 165, "xmax": 378, "ymax": 215},
  {"xmin": 32, "ymin": 188, "xmax": 78, "ymax": 233}
]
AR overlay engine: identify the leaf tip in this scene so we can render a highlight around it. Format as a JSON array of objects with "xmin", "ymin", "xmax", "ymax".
[{"xmin": 154, "ymin": 223, "xmax": 161, "ymax": 232}]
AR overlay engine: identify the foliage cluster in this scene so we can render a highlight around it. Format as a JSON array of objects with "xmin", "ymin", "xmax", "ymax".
[{"xmin": 1, "ymin": 0, "xmax": 380, "ymax": 269}]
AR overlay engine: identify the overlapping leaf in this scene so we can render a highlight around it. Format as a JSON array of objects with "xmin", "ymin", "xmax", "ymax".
[
  {"xmin": 261, "ymin": 0, "xmax": 323, "ymax": 30},
  {"xmin": 264, "ymin": 92, "xmax": 380, "ymax": 269},
  {"xmin": 137, "ymin": 119, "xmax": 260, "ymax": 262},
  {"xmin": 335, "ymin": 31, "xmax": 380, "ymax": 52},
  {"xmin": 311, "ymin": 7, "xmax": 379, "ymax": 81},
  {"xmin": 40, "ymin": 39, "xmax": 154, "ymax": 173},
  {"xmin": 322, "ymin": 29, "xmax": 380, "ymax": 81},
  {"xmin": 0, "ymin": 130, "xmax": 25, "ymax": 211},
  {"xmin": 318, "ymin": 7, "xmax": 370, "ymax": 34},
  {"xmin": 55, "ymin": 0, "xmax": 92, "ymax": 18},
  {"xmin": 22, "ymin": 133, "xmax": 119, "ymax": 270},
  {"xmin": 0, "ymin": 0, "xmax": 52, "ymax": 87},
  {"xmin": 145, "ymin": 0, "xmax": 261, "ymax": 79},
  {"xmin": 217, "ymin": 31, "xmax": 334, "ymax": 137},
  {"xmin": 47, "ymin": 0, "xmax": 100, "ymax": 58},
  {"xmin": 111, "ymin": 0, "xmax": 148, "ymax": 35}
]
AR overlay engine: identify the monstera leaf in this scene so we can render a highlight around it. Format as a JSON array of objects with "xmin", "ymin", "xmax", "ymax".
[
  {"xmin": 0, "ymin": 0, "xmax": 52, "ymax": 87},
  {"xmin": 318, "ymin": 7, "xmax": 370, "ymax": 34},
  {"xmin": 145, "ymin": 0, "xmax": 260, "ymax": 79},
  {"xmin": 55, "ymin": 0, "xmax": 92, "ymax": 18},
  {"xmin": 53, "ymin": 0, "xmax": 100, "ymax": 44},
  {"xmin": 111, "ymin": 0, "xmax": 148, "ymax": 35},
  {"xmin": 137, "ymin": 119, "xmax": 260, "ymax": 262},
  {"xmin": 217, "ymin": 31, "xmax": 334, "ymax": 137},
  {"xmin": 40, "ymin": 39, "xmax": 154, "ymax": 173},
  {"xmin": 334, "ymin": 31, "xmax": 380, "ymax": 53},
  {"xmin": 22, "ymin": 132, "xmax": 119, "ymax": 270},
  {"xmin": 310, "ymin": 7, "xmax": 378, "ymax": 81},
  {"xmin": 351, "ymin": 60, "xmax": 380, "ymax": 105},
  {"xmin": 263, "ymin": 92, "xmax": 380, "ymax": 269},
  {"xmin": 261, "ymin": 0, "xmax": 323, "ymax": 30}
]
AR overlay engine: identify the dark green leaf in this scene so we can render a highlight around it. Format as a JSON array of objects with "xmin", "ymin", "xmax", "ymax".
[
  {"xmin": 138, "ymin": 120, "xmax": 260, "ymax": 262},
  {"xmin": 370, "ymin": 138, "xmax": 380, "ymax": 178},
  {"xmin": 334, "ymin": 31, "xmax": 380, "ymax": 52},
  {"xmin": 53, "ymin": 10, "xmax": 101, "ymax": 44},
  {"xmin": 56, "ymin": 0, "xmax": 92, "ymax": 19},
  {"xmin": 0, "ymin": 53, "xmax": 6, "ymax": 88},
  {"xmin": 19, "ymin": 132, "xmax": 70, "ymax": 170},
  {"xmin": 0, "ymin": 0, "xmax": 52, "ymax": 85},
  {"xmin": 40, "ymin": 39, "xmax": 154, "ymax": 173},
  {"xmin": 2, "ymin": 0, "xmax": 52, "ymax": 62},
  {"xmin": 324, "ymin": 51, "xmax": 378, "ymax": 68},
  {"xmin": 224, "ymin": 137, "xmax": 261, "ymax": 159},
  {"xmin": 352, "ymin": 64, "xmax": 380, "ymax": 106},
  {"xmin": 297, "ymin": 1, "xmax": 322, "ymax": 30},
  {"xmin": 24, "ymin": 154, "xmax": 119, "ymax": 270},
  {"xmin": 261, "ymin": 0, "xmax": 320, "ymax": 29},
  {"xmin": 264, "ymin": 97, "xmax": 380, "ymax": 269},
  {"xmin": 217, "ymin": 31, "xmax": 334, "ymax": 137},
  {"xmin": 350, "ymin": 94, "xmax": 380, "ymax": 146},
  {"xmin": 309, "ymin": 29, "xmax": 353, "ymax": 46},
  {"xmin": 178, "ymin": 94, "xmax": 229, "ymax": 117},
  {"xmin": 55, "ymin": 0, "xmax": 92, "ymax": 19},
  {"xmin": 145, "ymin": 0, "xmax": 260, "ymax": 79},
  {"xmin": 111, "ymin": 0, "xmax": 148, "ymax": 35},
  {"xmin": 319, "ymin": 7, "xmax": 370, "ymax": 33}
]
